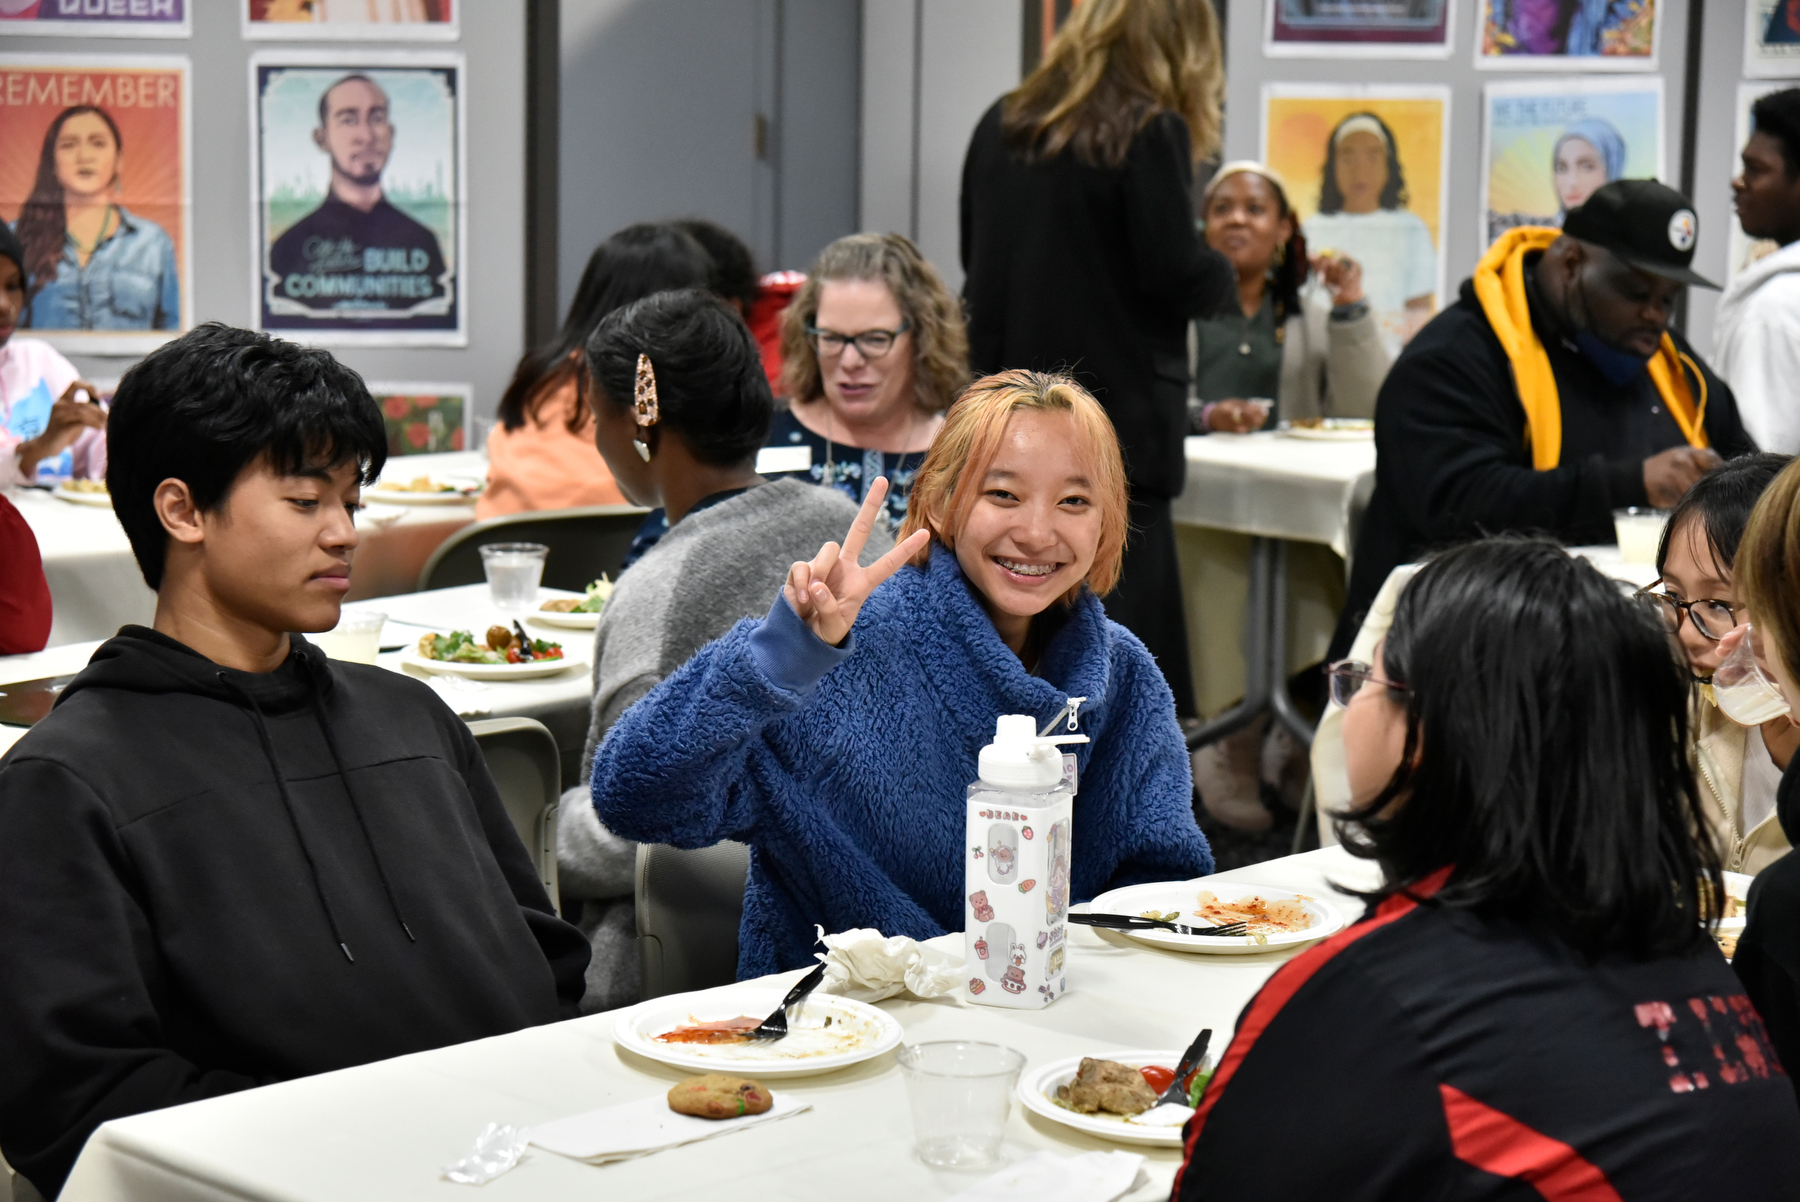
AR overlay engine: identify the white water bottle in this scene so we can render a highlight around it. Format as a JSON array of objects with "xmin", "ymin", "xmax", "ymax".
[{"xmin": 963, "ymin": 702, "xmax": 1087, "ymax": 1010}]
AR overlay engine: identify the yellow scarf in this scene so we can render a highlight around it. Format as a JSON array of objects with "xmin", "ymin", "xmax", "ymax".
[{"xmin": 1471, "ymin": 227, "xmax": 1708, "ymax": 470}]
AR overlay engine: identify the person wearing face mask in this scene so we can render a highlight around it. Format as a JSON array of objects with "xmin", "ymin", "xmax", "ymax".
[
  {"xmin": 1330, "ymin": 179, "xmax": 1755, "ymax": 663},
  {"xmin": 1639, "ymin": 454, "xmax": 1797, "ymax": 875},
  {"xmin": 765, "ymin": 233, "xmax": 968, "ymax": 533},
  {"xmin": 1713, "ymin": 88, "xmax": 1800, "ymax": 454},
  {"xmin": 588, "ymin": 370, "xmax": 1212, "ymax": 978}
]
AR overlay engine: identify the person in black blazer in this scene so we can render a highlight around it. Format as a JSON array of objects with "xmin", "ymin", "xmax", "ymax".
[{"xmin": 959, "ymin": 0, "xmax": 1234, "ymax": 718}]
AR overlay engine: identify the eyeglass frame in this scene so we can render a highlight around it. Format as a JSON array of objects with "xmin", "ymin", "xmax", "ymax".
[
  {"xmin": 1632, "ymin": 584, "xmax": 1741, "ymax": 642},
  {"xmin": 805, "ymin": 318, "xmax": 912, "ymax": 361},
  {"xmin": 1325, "ymin": 659, "xmax": 1409, "ymax": 709}
]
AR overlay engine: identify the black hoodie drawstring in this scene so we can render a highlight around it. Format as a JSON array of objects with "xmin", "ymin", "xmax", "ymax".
[
  {"xmin": 221, "ymin": 673, "xmax": 357, "ymax": 963},
  {"xmin": 295, "ymin": 655, "xmax": 416, "ymax": 944}
]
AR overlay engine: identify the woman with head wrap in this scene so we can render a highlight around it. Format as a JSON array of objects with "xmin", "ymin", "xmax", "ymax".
[{"xmin": 1553, "ymin": 118, "xmax": 1626, "ymax": 215}]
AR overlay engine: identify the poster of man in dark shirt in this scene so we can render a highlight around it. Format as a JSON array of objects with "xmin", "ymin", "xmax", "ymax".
[{"xmin": 262, "ymin": 69, "xmax": 458, "ymax": 337}]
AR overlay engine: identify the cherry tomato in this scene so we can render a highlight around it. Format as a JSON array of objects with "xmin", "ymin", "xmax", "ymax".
[
  {"xmin": 543, "ymin": 647, "xmax": 563, "ymax": 659},
  {"xmin": 505, "ymin": 647, "xmax": 521, "ymax": 664},
  {"xmin": 1139, "ymin": 1065, "xmax": 1176, "ymax": 1093}
]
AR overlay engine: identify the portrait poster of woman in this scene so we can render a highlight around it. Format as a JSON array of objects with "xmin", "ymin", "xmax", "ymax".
[
  {"xmin": 0, "ymin": 55, "xmax": 191, "ymax": 355},
  {"xmin": 243, "ymin": 0, "xmax": 456, "ymax": 42},
  {"xmin": 1261, "ymin": 84, "xmax": 1449, "ymax": 355},
  {"xmin": 1476, "ymin": 0, "xmax": 1660, "ymax": 69},
  {"xmin": 1481, "ymin": 77, "xmax": 1663, "ymax": 249}
]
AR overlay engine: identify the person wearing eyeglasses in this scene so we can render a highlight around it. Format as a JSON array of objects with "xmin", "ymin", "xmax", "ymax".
[
  {"xmin": 764, "ymin": 233, "xmax": 969, "ymax": 532},
  {"xmin": 1175, "ymin": 537, "xmax": 1800, "ymax": 1200},
  {"xmin": 1638, "ymin": 453, "xmax": 1797, "ymax": 876}
]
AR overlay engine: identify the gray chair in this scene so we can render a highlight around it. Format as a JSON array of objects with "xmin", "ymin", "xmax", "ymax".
[
  {"xmin": 417, "ymin": 505, "xmax": 650, "ymax": 593},
  {"xmin": 467, "ymin": 717, "xmax": 562, "ymax": 915},
  {"xmin": 636, "ymin": 841, "xmax": 751, "ymax": 999}
]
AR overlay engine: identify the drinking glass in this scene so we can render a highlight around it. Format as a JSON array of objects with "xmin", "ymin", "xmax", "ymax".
[
  {"xmin": 481, "ymin": 543, "xmax": 548, "ymax": 612},
  {"xmin": 314, "ymin": 610, "xmax": 386, "ymax": 664},
  {"xmin": 895, "ymin": 1041, "xmax": 1025, "ymax": 1169},
  {"xmin": 1613, "ymin": 507, "xmax": 1669, "ymax": 565}
]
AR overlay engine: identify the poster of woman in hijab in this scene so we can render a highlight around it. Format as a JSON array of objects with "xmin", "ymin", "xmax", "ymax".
[
  {"xmin": 1263, "ymin": 85, "xmax": 1449, "ymax": 355},
  {"xmin": 0, "ymin": 55, "xmax": 190, "ymax": 355},
  {"xmin": 1265, "ymin": 0, "xmax": 1453, "ymax": 58},
  {"xmin": 2, "ymin": 1, "xmax": 188, "ymax": 38},
  {"xmin": 1477, "ymin": 0, "xmax": 1659, "ymax": 68},
  {"xmin": 244, "ymin": 0, "xmax": 455, "ymax": 42},
  {"xmin": 1482, "ymin": 77, "xmax": 1663, "ymax": 248},
  {"xmin": 251, "ymin": 51, "xmax": 464, "ymax": 347},
  {"xmin": 1745, "ymin": 0, "xmax": 1800, "ymax": 76}
]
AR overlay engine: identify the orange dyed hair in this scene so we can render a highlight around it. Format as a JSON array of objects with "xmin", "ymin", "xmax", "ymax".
[{"xmin": 900, "ymin": 370, "xmax": 1129, "ymax": 600}]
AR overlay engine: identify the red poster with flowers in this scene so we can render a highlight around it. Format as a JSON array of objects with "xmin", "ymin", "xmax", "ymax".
[{"xmin": 371, "ymin": 383, "xmax": 466, "ymax": 456}]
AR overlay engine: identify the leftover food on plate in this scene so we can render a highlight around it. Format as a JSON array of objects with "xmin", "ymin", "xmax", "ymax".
[
  {"xmin": 667, "ymin": 1074, "xmax": 772, "ymax": 1120},
  {"xmin": 655, "ymin": 1017, "xmax": 763, "ymax": 1045},
  {"xmin": 1286, "ymin": 417, "xmax": 1373, "ymax": 431},
  {"xmin": 647, "ymin": 1008, "xmax": 877, "ymax": 1062},
  {"xmin": 416, "ymin": 624, "xmax": 564, "ymax": 665},
  {"xmin": 375, "ymin": 475, "xmax": 460, "ymax": 493},
  {"xmin": 1192, "ymin": 890, "xmax": 1316, "ymax": 936},
  {"xmin": 541, "ymin": 576, "xmax": 614, "ymax": 613},
  {"xmin": 1055, "ymin": 1058, "xmax": 1158, "ymax": 1117},
  {"xmin": 61, "ymin": 479, "xmax": 108, "ymax": 494}
]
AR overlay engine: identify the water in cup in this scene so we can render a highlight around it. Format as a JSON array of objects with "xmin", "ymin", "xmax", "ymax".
[
  {"xmin": 481, "ymin": 543, "xmax": 548, "ymax": 612},
  {"xmin": 1714, "ymin": 625, "xmax": 1792, "ymax": 726},
  {"xmin": 896, "ymin": 1041, "xmax": 1025, "ymax": 1169},
  {"xmin": 314, "ymin": 610, "xmax": 386, "ymax": 664}
]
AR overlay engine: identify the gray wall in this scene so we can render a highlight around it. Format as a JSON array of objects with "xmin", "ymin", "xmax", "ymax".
[{"xmin": 29, "ymin": 0, "xmax": 528, "ymax": 422}]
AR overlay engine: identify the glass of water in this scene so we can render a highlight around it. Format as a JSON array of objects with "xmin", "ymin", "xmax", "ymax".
[
  {"xmin": 896, "ymin": 1041, "xmax": 1025, "ymax": 1169},
  {"xmin": 313, "ymin": 610, "xmax": 386, "ymax": 664},
  {"xmin": 480, "ymin": 543, "xmax": 549, "ymax": 612}
]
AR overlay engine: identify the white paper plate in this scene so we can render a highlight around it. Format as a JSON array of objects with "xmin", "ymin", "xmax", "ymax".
[
  {"xmin": 1018, "ymin": 1049, "xmax": 1202, "ymax": 1147},
  {"xmin": 1085, "ymin": 880, "xmax": 1346, "ymax": 955},
  {"xmin": 53, "ymin": 484, "xmax": 112, "ymax": 506},
  {"xmin": 612, "ymin": 988, "xmax": 903, "ymax": 1079},
  {"xmin": 399, "ymin": 648, "xmax": 586, "ymax": 680},
  {"xmin": 527, "ymin": 609, "xmax": 602, "ymax": 630},
  {"xmin": 1277, "ymin": 425, "xmax": 1373, "ymax": 442},
  {"xmin": 365, "ymin": 483, "xmax": 479, "ymax": 505}
]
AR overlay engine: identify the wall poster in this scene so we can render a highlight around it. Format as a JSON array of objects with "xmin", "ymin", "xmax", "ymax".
[
  {"xmin": 1481, "ymin": 76, "xmax": 1664, "ymax": 249},
  {"xmin": 1, "ymin": 1, "xmax": 188, "ymax": 37},
  {"xmin": 1476, "ymin": 0, "xmax": 1659, "ymax": 70},
  {"xmin": 1264, "ymin": 0, "xmax": 1454, "ymax": 59},
  {"xmin": 243, "ymin": 0, "xmax": 456, "ymax": 41},
  {"xmin": 250, "ymin": 50, "xmax": 465, "ymax": 347},
  {"xmin": 1746, "ymin": 0, "xmax": 1800, "ymax": 77},
  {"xmin": 1261, "ymin": 83, "xmax": 1450, "ymax": 355},
  {"xmin": 0, "ymin": 54, "xmax": 191, "ymax": 355},
  {"xmin": 369, "ymin": 381, "xmax": 468, "ymax": 456}
]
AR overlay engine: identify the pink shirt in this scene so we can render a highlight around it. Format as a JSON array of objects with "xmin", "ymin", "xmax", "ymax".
[{"xmin": 0, "ymin": 337, "xmax": 106, "ymax": 490}]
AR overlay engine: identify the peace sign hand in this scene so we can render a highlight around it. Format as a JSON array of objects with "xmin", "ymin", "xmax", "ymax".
[{"xmin": 785, "ymin": 477, "xmax": 931, "ymax": 646}]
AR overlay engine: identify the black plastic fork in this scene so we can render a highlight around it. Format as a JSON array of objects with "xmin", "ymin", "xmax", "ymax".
[
  {"xmin": 1069, "ymin": 912, "xmax": 1250, "ymax": 938},
  {"xmin": 750, "ymin": 961, "xmax": 828, "ymax": 1040}
]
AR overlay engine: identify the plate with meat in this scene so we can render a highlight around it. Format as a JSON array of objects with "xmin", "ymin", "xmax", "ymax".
[
  {"xmin": 612, "ymin": 986, "xmax": 904, "ymax": 1078},
  {"xmin": 399, "ymin": 624, "xmax": 585, "ymax": 680},
  {"xmin": 1084, "ymin": 880, "xmax": 1346, "ymax": 954},
  {"xmin": 1018, "ymin": 1051, "xmax": 1213, "ymax": 1147}
]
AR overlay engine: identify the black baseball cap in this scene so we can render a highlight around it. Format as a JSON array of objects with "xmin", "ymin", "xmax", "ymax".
[{"xmin": 1562, "ymin": 179, "xmax": 1718, "ymax": 290}]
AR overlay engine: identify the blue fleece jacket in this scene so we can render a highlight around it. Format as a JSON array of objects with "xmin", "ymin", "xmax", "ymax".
[{"xmin": 589, "ymin": 544, "xmax": 1213, "ymax": 978}]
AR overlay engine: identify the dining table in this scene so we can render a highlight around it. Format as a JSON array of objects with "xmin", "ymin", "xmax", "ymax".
[{"xmin": 56, "ymin": 843, "xmax": 1381, "ymax": 1202}]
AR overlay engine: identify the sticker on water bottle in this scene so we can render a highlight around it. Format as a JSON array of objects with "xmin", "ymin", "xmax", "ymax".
[{"xmin": 1061, "ymin": 753, "xmax": 1078, "ymax": 795}]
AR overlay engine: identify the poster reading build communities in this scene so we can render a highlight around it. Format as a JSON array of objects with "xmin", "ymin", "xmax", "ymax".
[{"xmin": 251, "ymin": 51, "xmax": 465, "ymax": 346}]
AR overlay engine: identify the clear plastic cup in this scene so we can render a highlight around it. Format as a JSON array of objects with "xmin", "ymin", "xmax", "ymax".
[
  {"xmin": 1613, "ymin": 507, "xmax": 1669, "ymax": 565},
  {"xmin": 314, "ymin": 610, "xmax": 386, "ymax": 664},
  {"xmin": 480, "ymin": 543, "xmax": 548, "ymax": 612},
  {"xmin": 895, "ymin": 1041, "xmax": 1025, "ymax": 1169}
]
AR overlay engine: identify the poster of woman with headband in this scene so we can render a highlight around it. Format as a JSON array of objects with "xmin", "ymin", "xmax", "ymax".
[
  {"xmin": 1481, "ymin": 77, "xmax": 1664, "ymax": 248},
  {"xmin": 1262, "ymin": 84, "xmax": 1449, "ymax": 355}
]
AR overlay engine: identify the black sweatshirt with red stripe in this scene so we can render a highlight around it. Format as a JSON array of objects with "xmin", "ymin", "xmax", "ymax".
[{"xmin": 1173, "ymin": 871, "xmax": 1800, "ymax": 1201}]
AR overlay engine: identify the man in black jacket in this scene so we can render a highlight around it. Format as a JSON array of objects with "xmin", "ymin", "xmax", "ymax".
[
  {"xmin": 1333, "ymin": 180, "xmax": 1756, "ymax": 657},
  {"xmin": 0, "ymin": 325, "xmax": 588, "ymax": 1197}
]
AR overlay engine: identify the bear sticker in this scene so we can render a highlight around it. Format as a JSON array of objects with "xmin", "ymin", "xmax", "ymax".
[{"xmin": 969, "ymin": 890, "xmax": 995, "ymax": 922}]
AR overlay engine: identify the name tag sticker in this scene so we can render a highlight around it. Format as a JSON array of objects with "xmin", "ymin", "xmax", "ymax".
[{"xmin": 756, "ymin": 445, "xmax": 813, "ymax": 475}]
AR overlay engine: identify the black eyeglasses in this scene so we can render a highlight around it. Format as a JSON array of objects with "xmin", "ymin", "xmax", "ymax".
[
  {"xmin": 1325, "ymin": 659, "xmax": 1408, "ymax": 708},
  {"xmin": 806, "ymin": 319, "xmax": 911, "ymax": 360},
  {"xmin": 1633, "ymin": 585, "xmax": 1740, "ymax": 641}
]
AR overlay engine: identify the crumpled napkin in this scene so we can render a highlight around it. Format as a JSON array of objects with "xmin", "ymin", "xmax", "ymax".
[
  {"xmin": 949, "ymin": 1150, "xmax": 1146, "ymax": 1202},
  {"xmin": 811, "ymin": 925, "xmax": 965, "ymax": 1002}
]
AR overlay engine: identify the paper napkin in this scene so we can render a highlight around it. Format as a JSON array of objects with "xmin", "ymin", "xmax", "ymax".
[
  {"xmin": 812, "ymin": 924, "xmax": 965, "ymax": 1002},
  {"xmin": 528, "ymin": 1091, "xmax": 810, "ymax": 1165},
  {"xmin": 950, "ymin": 1150, "xmax": 1146, "ymax": 1202}
]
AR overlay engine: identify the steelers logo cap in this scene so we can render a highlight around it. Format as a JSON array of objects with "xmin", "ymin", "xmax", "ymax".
[{"xmin": 1561, "ymin": 179, "xmax": 1718, "ymax": 290}]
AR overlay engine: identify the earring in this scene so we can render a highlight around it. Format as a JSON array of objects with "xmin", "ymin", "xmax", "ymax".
[{"xmin": 632, "ymin": 352, "xmax": 659, "ymax": 461}]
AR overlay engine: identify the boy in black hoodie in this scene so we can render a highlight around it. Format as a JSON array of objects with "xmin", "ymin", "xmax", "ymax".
[{"xmin": 0, "ymin": 325, "xmax": 589, "ymax": 1198}]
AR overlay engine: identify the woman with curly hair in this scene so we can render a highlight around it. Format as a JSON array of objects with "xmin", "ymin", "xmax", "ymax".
[
  {"xmin": 959, "ymin": 0, "xmax": 1234, "ymax": 718},
  {"xmin": 766, "ymin": 232, "xmax": 968, "ymax": 532}
]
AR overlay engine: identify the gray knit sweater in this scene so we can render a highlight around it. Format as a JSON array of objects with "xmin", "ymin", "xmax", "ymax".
[{"xmin": 556, "ymin": 478, "xmax": 892, "ymax": 1011}]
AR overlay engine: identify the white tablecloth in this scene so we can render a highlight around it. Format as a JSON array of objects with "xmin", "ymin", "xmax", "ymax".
[
  {"xmin": 1173, "ymin": 433, "xmax": 1376, "ymax": 558},
  {"xmin": 58, "ymin": 845, "xmax": 1382, "ymax": 1202}
]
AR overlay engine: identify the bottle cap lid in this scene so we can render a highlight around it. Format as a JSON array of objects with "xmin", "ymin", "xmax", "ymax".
[{"xmin": 978, "ymin": 714, "xmax": 1084, "ymax": 790}]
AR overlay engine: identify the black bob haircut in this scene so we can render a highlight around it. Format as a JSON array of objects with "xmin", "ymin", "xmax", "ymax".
[
  {"xmin": 584, "ymin": 288, "xmax": 773, "ymax": 469},
  {"xmin": 1655, "ymin": 451, "xmax": 1795, "ymax": 578},
  {"xmin": 1318, "ymin": 111, "xmax": 1410, "ymax": 214},
  {"xmin": 1751, "ymin": 87, "xmax": 1800, "ymax": 179},
  {"xmin": 1337, "ymin": 536, "xmax": 1720, "ymax": 961},
  {"xmin": 106, "ymin": 323, "xmax": 387, "ymax": 591}
]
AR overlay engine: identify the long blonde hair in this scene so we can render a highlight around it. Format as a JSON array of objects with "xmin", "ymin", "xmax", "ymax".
[
  {"xmin": 1002, "ymin": 0, "xmax": 1223, "ymax": 169},
  {"xmin": 901, "ymin": 370, "xmax": 1129, "ymax": 601},
  {"xmin": 1735, "ymin": 458, "xmax": 1800, "ymax": 689},
  {"xmin": 778, "ymin": 233, "xmax": 970, "ymax": 413}
]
